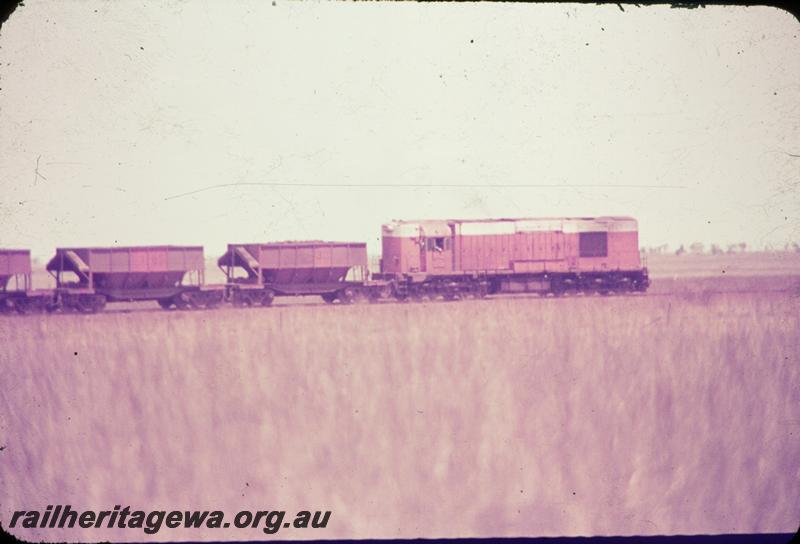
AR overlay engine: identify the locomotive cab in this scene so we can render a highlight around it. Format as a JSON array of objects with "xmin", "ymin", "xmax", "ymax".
[{"xmin": 381, "ymin": 220, "xmax": 454, "ymax": 275}]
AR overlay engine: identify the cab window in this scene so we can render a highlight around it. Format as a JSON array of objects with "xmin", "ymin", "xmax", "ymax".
[{"xmin": 425, "ymin": 237, "xmax": 449, "ymax": 252}]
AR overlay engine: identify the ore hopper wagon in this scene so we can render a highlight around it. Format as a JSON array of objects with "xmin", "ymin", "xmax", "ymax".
[
  {"xmin": 218, "ymin": 241, "xmax": 371, "ymax": 305},
  {"xmin": 46, "ymin": 245, "xmax": 223, "ymax": 312}
]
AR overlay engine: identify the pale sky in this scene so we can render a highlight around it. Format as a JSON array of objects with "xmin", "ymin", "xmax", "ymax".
[{"xmin": 1, "ymin": 2, "xmax": 798, "ymax": 259}]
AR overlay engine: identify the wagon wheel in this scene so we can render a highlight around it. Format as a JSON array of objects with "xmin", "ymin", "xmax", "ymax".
[
  {"xmin": 14, "ymin": 299, "xmax": 31, "ymax": 315},
  {"xmin": 231, "ymin": 291, "xmax": 245, "ymax": 307},
  {"xmin": 75, "ymin": 295, "xmax": 101, "ymax": 314},
  {"xmin": 187, "ymin": 293, "xmax": 204, "ymax": 310},
  {"xmin": 205, "ymin": 292, "xmax": 222, "ymax": 309},
  {"xmin": 174, "ymin": 293, "xmax": 191, "ymax": 310},
  {"xmin": 261, "ymin": 289, "xmax": 275, "ymax": 307},
  {"xmin": 366, "ymin": 285, "xmax": 388, "ymax": 303},
  {"xmin": 92, "ymin": 295, "xmax": 107, "ymax": 313},
  {"xmin": 338, "ymin": 287, "xmax": 356, "ymax": 304}
]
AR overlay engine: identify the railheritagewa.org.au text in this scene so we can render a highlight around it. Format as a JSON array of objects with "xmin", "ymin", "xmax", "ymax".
[{"xmin": 9, "ymin": 505, "xmax": 331, "ymax": 535}]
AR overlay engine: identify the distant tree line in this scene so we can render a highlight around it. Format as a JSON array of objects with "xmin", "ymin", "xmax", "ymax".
[{"xmin": 644, "ymin": 242, "xmax": 800, "ymax": 256}]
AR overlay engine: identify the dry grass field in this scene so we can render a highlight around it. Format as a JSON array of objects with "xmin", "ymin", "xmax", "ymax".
[
  {"xmin": 645, "ymin": 251, "xmax": 800, "ymax": 279},
  {"xmin": 1, "ymin": 282, "xmax": 798, "ymax": 540}
]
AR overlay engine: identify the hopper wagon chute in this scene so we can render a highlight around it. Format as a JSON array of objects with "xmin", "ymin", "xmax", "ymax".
[
  {"xmin": 46, "ymin": 245, "xmax": 223, "ymax": 312},
  {"xmin": 218, "ymin": 241, "xmax": 371, "ymax": 305}
]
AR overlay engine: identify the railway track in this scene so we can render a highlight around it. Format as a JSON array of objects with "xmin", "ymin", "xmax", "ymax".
[{"xmin": 3, "ymin": 286, "xmax": 796, "ymax": 317}]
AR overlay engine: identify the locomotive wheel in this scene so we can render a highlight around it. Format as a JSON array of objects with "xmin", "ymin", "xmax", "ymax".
[
  {"xmin": 261, "ymin": 290, "xmax": 275, "ymax": 307},
  {"xmin": 321, "ymin": 293, "xmax": 337, "ymax": 304},
  {"xmin": 158, "ymin": 298, "xmax": 173, "ymax": 310}
]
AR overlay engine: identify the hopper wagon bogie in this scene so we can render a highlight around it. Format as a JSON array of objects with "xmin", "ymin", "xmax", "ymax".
[
  {"xmin": 218, "ymin": 241, "xmax": 382, "ymax": 305},
  {"xmin": 45, "ymin": 245, "xmax": 224, "ymax": 312}
]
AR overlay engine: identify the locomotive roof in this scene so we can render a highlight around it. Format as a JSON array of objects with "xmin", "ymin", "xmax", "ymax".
[
  {"xmin": 385, "ymin": 216, "xmax": 637, "ymax": 224},
  {"xmin": 382, "ymin": 216, "xmax": 639, "ymax": 236}
]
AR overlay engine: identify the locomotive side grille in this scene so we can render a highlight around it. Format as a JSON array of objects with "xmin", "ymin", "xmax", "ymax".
[{"xmin": 579, "ymin": 232, "xmax": 608, "ymax": 258}]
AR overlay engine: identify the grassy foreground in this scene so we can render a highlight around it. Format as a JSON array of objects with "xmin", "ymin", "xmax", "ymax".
[{"xmin": 1, "ymin": 290, "xmax": 798, "ymax": 540}]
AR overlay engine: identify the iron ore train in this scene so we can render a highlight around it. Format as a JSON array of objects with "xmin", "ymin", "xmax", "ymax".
[{"xmin": 0, "ymin": 216, "xmax": 649, "ymax": 314}]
